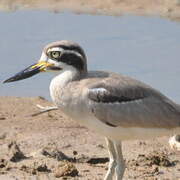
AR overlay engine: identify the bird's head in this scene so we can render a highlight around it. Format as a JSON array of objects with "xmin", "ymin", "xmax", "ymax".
[{"xmin": 3, "ymin": 40, "xmax": 87, "ymax": 83}]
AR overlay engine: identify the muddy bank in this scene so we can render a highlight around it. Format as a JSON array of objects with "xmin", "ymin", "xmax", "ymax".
[
  {"xmin": 0, "ymin": 0, "xmax": 180, "ymax": 20},
  {"xmin": 0, "ymin": 96, "xmax": 179, "ymax": 179}
]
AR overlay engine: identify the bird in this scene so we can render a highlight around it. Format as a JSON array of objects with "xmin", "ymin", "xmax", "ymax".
[{"xmin": 3, "ymin": 40, "xmax": 180, "ymax": 180}]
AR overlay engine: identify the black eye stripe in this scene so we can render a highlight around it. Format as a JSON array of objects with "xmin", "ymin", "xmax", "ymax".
[
  {"xmin": 60, "ymin": 52, "xmax": 84, "ymax": 70},
  {"xmin": 59, "ymin": 45, "xmax": 86, "ymax": 59}
]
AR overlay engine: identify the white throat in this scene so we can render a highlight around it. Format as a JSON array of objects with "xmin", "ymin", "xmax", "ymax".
[{"xmin": 49, "ymin": 67, "xmax": 79, "ymax": 103}]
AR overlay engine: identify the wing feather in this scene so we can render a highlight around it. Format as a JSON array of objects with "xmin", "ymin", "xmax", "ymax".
[{"xmin": 85, "ymin": 75, "xmax": 180, "ymax": 128}]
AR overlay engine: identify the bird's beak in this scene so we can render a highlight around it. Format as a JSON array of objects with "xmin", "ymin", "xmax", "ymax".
[{"xmin": 3, "ymin": 61, "xmax": 54, "ymax": 83}]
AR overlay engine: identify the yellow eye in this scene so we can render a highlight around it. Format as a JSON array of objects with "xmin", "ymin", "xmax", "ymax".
[{"xmin": 51, "ymin": 51, "xmax": 60, "ymax": 59}]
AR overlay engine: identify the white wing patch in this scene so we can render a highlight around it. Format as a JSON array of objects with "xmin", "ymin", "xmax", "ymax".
[{"xmin": 90, "ymin": 88, "xmax": 108, "ymax": 94}]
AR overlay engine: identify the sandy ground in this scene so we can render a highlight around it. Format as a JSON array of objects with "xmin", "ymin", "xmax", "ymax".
[
  {"xmin": 0, "ymin": 96, "xmax": 179, "ymax": 180},
  {"xmin": 0, "ymin": 0, "xmax": 180, "ymax": 20}
]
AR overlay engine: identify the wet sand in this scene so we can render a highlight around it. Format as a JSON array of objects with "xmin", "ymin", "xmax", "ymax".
[
  {"xmin": 0, "ymin": 96, "xmax": 179, "ymax": 179},
  {"xmin": 0, "ymin": 0, "xmax": 180, "ymax": 20}
]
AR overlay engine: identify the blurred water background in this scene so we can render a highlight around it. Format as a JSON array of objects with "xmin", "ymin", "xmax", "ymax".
[{"xmin": 0, "ymin": 11, "xmax": 180, "ymax": 102}]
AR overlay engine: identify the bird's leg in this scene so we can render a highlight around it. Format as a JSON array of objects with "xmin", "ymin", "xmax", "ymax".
[
  {"xmin": 104, "ymin": 138, "xmax": 116, "ymax": 180},
  {"xmin": 104, "ymin": 138, "xmax": 125, "ymax": 180},
  {"xmin": 113, "ymin": 141, "xmax": 125, "ymax": 180}
]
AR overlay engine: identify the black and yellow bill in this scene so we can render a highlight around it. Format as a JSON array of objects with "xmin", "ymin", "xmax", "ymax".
[{"xmin": 3, "ymin": 61, "xmax": 53, "ymax": 83}]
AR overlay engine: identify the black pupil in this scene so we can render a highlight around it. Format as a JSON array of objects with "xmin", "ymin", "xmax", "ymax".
[{"xmin": 51, "ymin": 51, "xmax": 60, "ymax": 58}]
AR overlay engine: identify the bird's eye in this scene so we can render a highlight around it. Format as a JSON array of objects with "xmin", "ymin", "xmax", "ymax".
[{"xmin": 50, "ymin": 51, "xmax": 61, "ymax": 59}]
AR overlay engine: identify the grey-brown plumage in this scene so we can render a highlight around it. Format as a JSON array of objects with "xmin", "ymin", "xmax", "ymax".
[
  {"xmin": 87, "ymin": 72, "xmax": 180, "ymax": 128},
  {"xmin": 51, "ymin": 70, "xmax": 180, "ymax": 129}
]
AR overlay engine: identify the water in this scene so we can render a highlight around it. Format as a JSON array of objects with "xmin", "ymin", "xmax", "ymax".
[{"xmin": 1, "ymin": 11, "xmax": 180, "ymax": 102}]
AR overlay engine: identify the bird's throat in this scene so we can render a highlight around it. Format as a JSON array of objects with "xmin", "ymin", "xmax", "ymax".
[{"xmin": 49, "ymin": 69, "xmax": 80, "ymax": 104}]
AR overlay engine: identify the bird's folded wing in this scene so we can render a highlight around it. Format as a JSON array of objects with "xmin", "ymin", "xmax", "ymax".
[{"xmin": 85, "ymin": 79, "xmax": 180, "ymax": 128}]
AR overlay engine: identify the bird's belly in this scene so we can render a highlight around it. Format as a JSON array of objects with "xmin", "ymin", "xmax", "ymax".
[
  {"xmin": 64, "ymin": 111, "xmax": 180, "ymax": 141},
  {"xmin": 58, "ymin": 99, "xmax": 180, "ymax": 141}
]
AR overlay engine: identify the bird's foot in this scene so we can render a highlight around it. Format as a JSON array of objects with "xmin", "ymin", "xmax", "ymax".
[
  {"xmin": 104, "ymin": 160, "xmax": 125, "ymax": 180},
  {"xmin": 169, "ymin": 135, "xmax": 180, "ymax": 151}
]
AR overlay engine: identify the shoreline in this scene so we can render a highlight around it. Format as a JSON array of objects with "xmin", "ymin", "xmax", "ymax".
[{"xmin": 0, "ymin": 0, "xmax": 180, "ymax": 21}]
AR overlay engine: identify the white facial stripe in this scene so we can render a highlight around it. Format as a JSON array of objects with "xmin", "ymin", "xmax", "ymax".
[
  {"xmin": 47, "ymin": 47, "xmax": 64, "ymax": 53},
  {"xmin": 39, "ymin": 52, "xmax": 48, "ymax": 62},
  {"xmin": 69, "ymin": 50, "xmax": 83, "ymax": 58},
  {"xmin": 48, "ymin": 59, "xmax": 66, "ymax": 68},
  {"xmin": 48, "ymin": 59, "xmax": 59, "ymax": 65}
]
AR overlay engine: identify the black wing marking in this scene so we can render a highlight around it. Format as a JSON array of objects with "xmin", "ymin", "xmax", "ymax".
[{"xmin": 88, "ymin": 87, "xmax": 145, "ymax": 104}]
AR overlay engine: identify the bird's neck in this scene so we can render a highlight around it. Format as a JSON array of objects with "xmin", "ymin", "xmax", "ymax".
[{"xmin": 49, "ymin": 68, "xmax": 81, "ymax": 103}]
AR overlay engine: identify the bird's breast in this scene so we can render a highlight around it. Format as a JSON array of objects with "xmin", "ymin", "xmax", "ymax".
[{"xmin": 49, "ymin": 76, "xmax": 84, "ymax": 113}]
